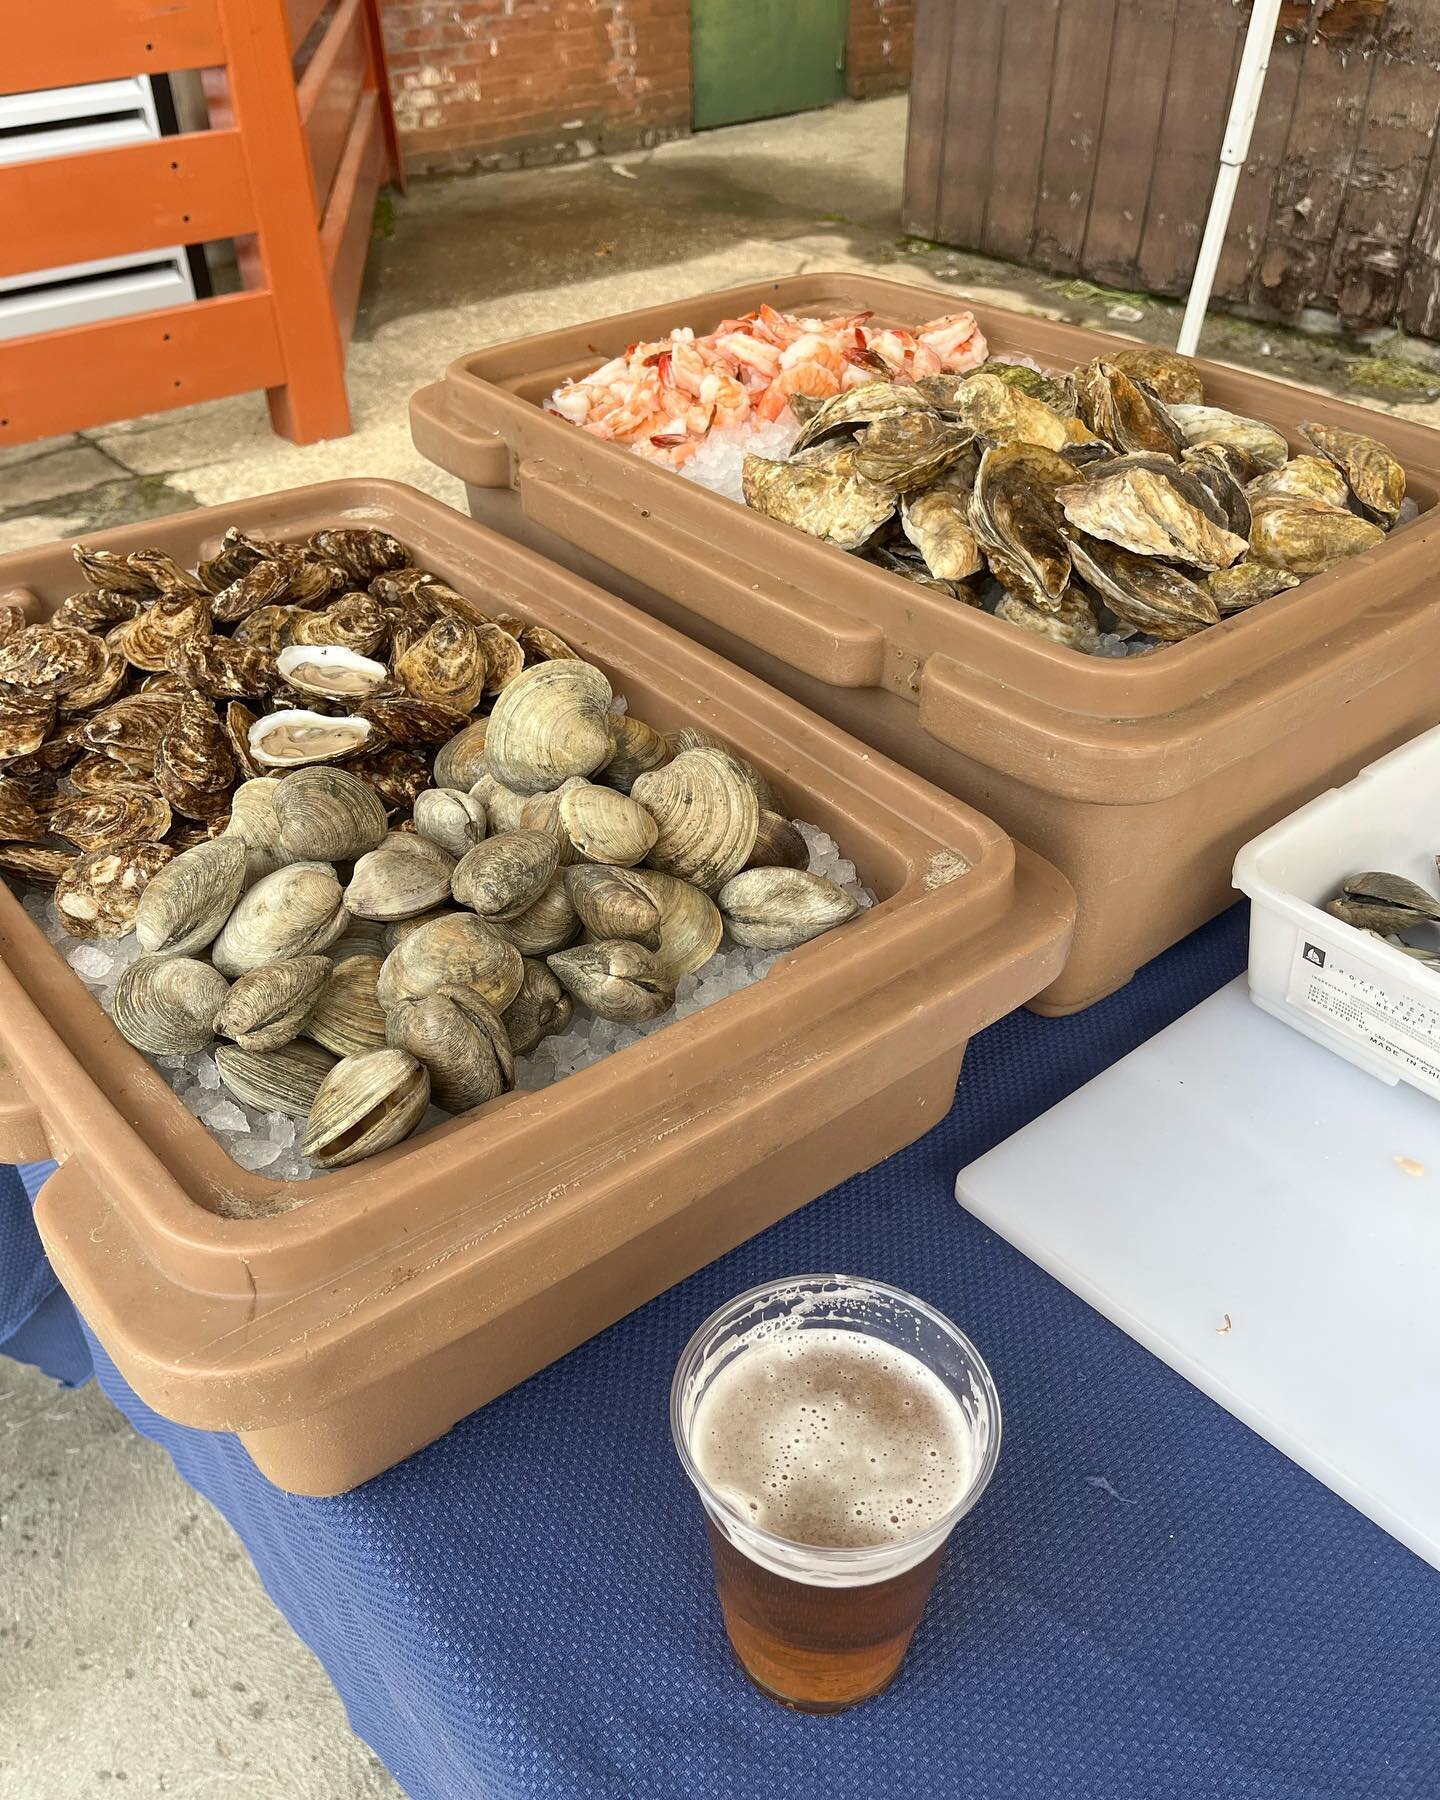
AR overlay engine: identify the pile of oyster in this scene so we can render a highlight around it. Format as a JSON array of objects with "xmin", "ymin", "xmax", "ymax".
[
  {"xmin": 741, "ymin": 347, "xmax": 1412, "ymax": 653},
  {"xmin": 0, "ymin": 528, "xmax": 866, "ymax": 1174}
]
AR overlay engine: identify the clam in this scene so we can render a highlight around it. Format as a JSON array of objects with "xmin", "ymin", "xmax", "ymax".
[
  {"xmin": 496, "ymin": 874, "xmax": 580, "ymax": 956},
  {"xmin": 632, "ymin": 749, "xmax": 759, "ymax": 893},
  {"xmin": 1325, "ymin": 871, "xmax": 1440, "ymax": 933},
  {"xmin": 563, "ymin": 864, "xmax": 663, "ymax": 950},
  {"xmin": 0, "ymin": 775, "xmax": 44, "ymax": 840},
  {"xmin": 1247, "ymin": 455, "xmax": 1351, "ymax": 511},
  {"xmin": 742, "ymin": 454, "xmax": 896, "ymax": 552},
  {"xmin": 432, "ymin": 719, "xmax": 490, "ymax": 790},
  {"xmin": 547, "ymin": 939, "xmax": 674, "ymax": 1024},
  {"xmin": 345, "ymin": 831, "xmax": 457, "ymax": 922},
  {"xmin": 718, "ymin": 867, "xmax": 861, "ymax": 949},
  {"xmin": 273, "ymin": 765, "xmax": 387, "ymax": 862},
  {"xmin": 248, "ymin": 707, "xmax": 373, "ymax": 769},
  {"xmin": 518, "ymin": 775, "xmax": 588, "ymax": 866},
  {"xmin": 395, "ymin": 616, "xmax": 489, "ymax": 713},
  {"xmin": 308, "ymin": 528, "xmax": 411, "ymax": 583},
  {"xmin": 1057, "ymin": 465, "xmax": 1248, "ymax": 570},
  {"xmin": 470, "ymin": 774, "xmax": 529, "ymax": 834},
  {"xmin": 746, "ymin": 810, "xmax": 809, "ymax": 871},
  {"xmin": 302, "ymin": 1048, "xmax": 430, "ymax": 1170},
  {"xmin": 223, "ymin": 777, "xmax": 289, "ymax": 883},
  {"xmin": 900, "ymin": 488, "xmax": 984, "ymax": 581},
  {"xmin": 49, "ymin": 786, "xmax": 172, "ymax": 853},
  {"xmin": 413, "ymin": 787, "xmax": 488, "ymax": 860},
  {"xmin": 211, "ymin": 861, "xmax": 348, "ymax": 976},
  {"xmin": 303, "ymin": 954, "xmax": 388, "ymax": 1058},
  {"xmin": 558, "ymin": 781, "xmax": 659, "ymax": 867},
  {"xmin": 485, "ymin": 660, "xmax": 615, "ymax": 795},
  {"xmin": 55, "ymin": 843, "xmax": 173, "ymax": 940},
  {"xmin": 331, "ymin": 917, "xmax": 389, "ymax": 962},
  {"xmin": 1248, "ymin": 497, "xmax": 1385, "ymax": 576},
  {"xmin": 601, "ymin": 714, "xmax": 670, "ymax": 794},
  {"xmin": 275, "ymin": 644, "xmax": 388, "ymax": 701},
  {"xmin": 1170, "ymin": 404, "xmax": 1289, "ymax": 472},
  {"xmin": 662, "ymin": 729, "xmax": 776, "ymax": 811},
  {"xmin": 969, "ymin": 442, "xmax": 1074, "ymax": 608},
  {"xmin": 452, "ymin": 829, "xmax": 559, "ymax": 921},
  {"xmin": 993, "ymin": 589, "xmax": 1104, "ymax": 652},
  {"xmin": 1301, "ymin": 421, "xmax": 1405, "ymax": 526},
  {"xmin": 1104, "ymin": 347, "xmax": 1206, "ymax": 408},
  {"xmin": 1202, "ymin": 563, "xmax": 1302, "ymax": 616},
  {"xmin": 216, "ymin": 1039, "xmax": 336, "ymax": 1118},
  {"xmin": 502, "ymin": 958, "xmax": 572, "ymax": 1055},
  {"xmin": 1066, "ymin": 538, "xmax": 1218, "ymax": 641},
  {"xmin": 635, "ymin": 870, "xmax": 724, "ymax": 981},
  {"xmin": 1075, "ymin": 361, "xmax": 1185, "ymax": 458},
  {"xmin": 214, "ymin": 955, "xmax": 331, "ymax": 1051},
  {"xmin": 155, "ymin": 698, "xmax": 236, "ymax": 821},
  {"xmin": 134, "ymin": 837, "xmax": 248, "ymax": 956},
  {"xmin": 385, "ymin": 988, "xmax": 514, "ymax": 1114},
  {"xmin": 112, "ymin": 956, "xmax": 229, "ymax": 1055},
  {"xmin": 375, "ymin": 912, "xmax": 523, "ymax": 1011}
]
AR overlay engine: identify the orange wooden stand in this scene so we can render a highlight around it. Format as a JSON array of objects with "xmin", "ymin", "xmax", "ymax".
[{"xmin": 0, "ymin": 0, "xmax": 404, "ymax": 446}]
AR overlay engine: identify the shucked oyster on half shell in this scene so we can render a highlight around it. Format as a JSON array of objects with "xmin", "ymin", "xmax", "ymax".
[
  {"xmin": 248, "ymin": 708, "xmax": 373, "ymax": 769},
  {"xmin": 741, "ymin": 455, "xmax": 896, "ymax": 552},
  {"xmin": 275, "ymin": 643, "xmax": 388, "ymax": 701}
]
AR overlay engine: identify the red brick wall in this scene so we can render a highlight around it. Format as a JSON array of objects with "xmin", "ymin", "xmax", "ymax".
[{"xmin": 380, "ymin": 0, "xmax": 911, "ymax": 173}]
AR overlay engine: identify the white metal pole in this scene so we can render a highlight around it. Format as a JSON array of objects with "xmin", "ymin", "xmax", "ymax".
[{"xmin": 1176, "ymin": 0, "xmax": 1285, "ymax": 357}]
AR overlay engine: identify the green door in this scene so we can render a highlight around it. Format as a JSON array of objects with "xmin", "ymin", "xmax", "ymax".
[{"xmin": 691, "ymin": 0, "xmax": 849, "ymax": 130}]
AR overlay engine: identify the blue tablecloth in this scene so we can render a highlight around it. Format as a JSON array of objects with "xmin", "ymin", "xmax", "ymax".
[{"xmin": 6, "ymin": 903, "xmax": 1440, "ymax": 1800}]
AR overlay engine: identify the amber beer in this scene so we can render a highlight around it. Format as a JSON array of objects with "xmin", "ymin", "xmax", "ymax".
[{"xmin": 671, "ymin": 1277, "xmax": 1001, "ymax": 1713}]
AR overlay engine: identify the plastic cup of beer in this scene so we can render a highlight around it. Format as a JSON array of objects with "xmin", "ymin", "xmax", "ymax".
[{"xmin": 671, "ymin": 1273, "xmax": 1001, "ymax": 1713}]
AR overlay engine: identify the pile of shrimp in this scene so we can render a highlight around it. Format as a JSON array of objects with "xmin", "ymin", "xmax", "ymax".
[{"xmin": 546, "ymin": 302, "xmax": 989, "ymax": 466}]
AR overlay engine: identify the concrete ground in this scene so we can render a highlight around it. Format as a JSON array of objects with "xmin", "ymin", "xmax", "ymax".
[{"xmin": 4, "ymin": 92, "xmax": 1439, "ymax": 1800}]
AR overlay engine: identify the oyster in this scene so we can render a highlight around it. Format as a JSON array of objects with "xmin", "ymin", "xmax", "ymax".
[
  {"xmin": 55, "ymin": 843, "xmax": 172, "ymax": 939},
  {"xmin": 247, "ymin": 708, "xmax": 373, "ymax": 769},
  {"xmin": 345, "ymin": 831, "xmax": 458, "ymax": 922},
  {"xmin": 501, "ymin": 958, "xmax": 572, "ymax": 1055},
  {"xmin": 1183, "ymin": 441, "xmax": 1258, "ymax": 488},
  {"xmin": 0, "ymin": 775, "xmax": 45, "ymax": 840},
  {"xmin": 485, "ymin": 660, "xmax": 615, "ymax": 795},
  {"xmin": 208, "ymin": 559, "xmax": 293, "ymax": 625},
  {"xmin": 1104, "ymin": 347, "xmax": 1206, "ymax": 407},
  {"xmin": 632, "ymin": 749, "xmax": 759, "ymax": 893},
  {"xmin": 557, "ymin": 781, "xmax": 658, "ymax": 867},
  {"xmin": 133, "ymin": 836, "xmax": 248, "ymax": 956},
  {"xmin": 452, "ymin": 829, "xmax": 560, "ymax": 922},
  {"xmin": 1202, "ymin": 563, "xmax": 1302, "ymax": 616},
  {"xmin": 385, "ymin": 987, "xmax": 513, "ymax": 1114},
  {"xmin": 563, "ymin": 864, "xmax": 663, "ymax": 950},
  {"xmin": 1325, "ymin": 872, "xmax": 1440, "ymax": 934},
  {"xmin": 166, "ymin": 633, "xmax": 275, "ymax": 702},
  {"xmin": 197, "ymin": 528, "xmax": 277, "ymax": 593},
  {"xmin": 108, "ymin": 594, "xmax": 210, "ymax": 672},
  {"xmin": 790, "ymin": 379, "xmax": 932, "ymax": 453},
  {"xmin": 375, "ymin": 912, "xmax": 523, "ymax": 1011},
  {"xmin": 308, "ymin": 529, "xmax": 411, "ymax": 583},
  {"xmin": 73, "ymin": 544, "xmax": 158, "ymax": 597},
  {"xmin": 718, "ymin": 867, "xmax": 861, "ymax": 949},
  {"xmin": 851, "ymin": 411, "xmax": 974, "ymax": 491},
  {"xmin": 1057, "ymin": 465, "xmax": 1248, "ymax": 570},
  {"xmin": 1066, "ymin": 539, "xmax": 1218, "ymax": 641},
  {"xmin": 497, "ymin": 874, "xmax": 580, "ymax": 956},
  {"xmin": 358, "ymin": 695, "xmax": 471, "ymax": 749},
  {"xmin": 81, "ymin": 691, "xmax": 183, "ymax": 770},
  {"xmin": 0, "ymin": 845, "xmax": 73, "ymax": 884},
  {"xmin": 58, "ymin": 645, "xmax": 129, "ymax": 717},
  {"xmin": 49, "ymin": 787, "xmax": 172, "ymax": 852},
  {"xmin": 1248, "ymin": 497, "xmax": 1385, "ymax": 576},
  {"xmin": 635, "ymin": 870, "xmax": 724, "ymax": 982},
  {"xmin": 518, "ymin": 625, "xmax": 578, "ymax": 664},
  {"xmin": 993, "ymin": 589, "xmax": 1104, "ymax": 652},
  {"xmin": 347, "ymin": 746, "xmax": 429, "ymax": 812},
  {"xmin": 286, "ymin": 592, "xmax": 388, "ymax": 657},
  {"xmin": 303, "ymin": 953, "xmax": 387, "ymax": 1058},
  {"xmin": 944, "ymin": 371, "xmax": 1074, "ymax": 452},
  {"xmin": 222, "ymin": 777, "xmax": 288, "ymax": 883},
  {"xmin": 746, "ymin": 810, "xmax": 809, "ymax": 871},
  {"xmin": 302, "ymin": 1048, "xmax": 430, "ymax": 1169},
  {"xmin": 478, "ymin": 623, "xmax": 526, "ymax": 695},
  {"xmin": 1177, "ymin": 454, "xmax": 1251, "ymax": 540},
  {"xmin": 1170, "ymin": 404, "xmax": 1289, "ymax": 472},
  {"xmin": 433, "ymin": 719, "xmax": 490, "ymax": 791},
  {"xmin": 900, "ymin": 488, "xmax": 984, "ymax": 581},
  {"xmin": 155, "ymin": 697, "xmax": 236, "ymax": 820},
  {"xmin": 223, "ymin": 700, "xmax": 263, "ymax": 780},
  {"xmin": 125, "ymin": 549, "xmax": 202, "ymax": 597},
  {"xmin": 275, "ymin": 643, "xmax": 388, "ymax": 701},
  {"xmin": 1301, "ymin": 421, "xmax": 1405, "ymax": 526},
  {"xmin": 273, "ymin": 765, "xmax": 387, "ymax": 862},
  {"xmin": 1247, "ymin": 455, "xmax": 1351, "ymax": 511},
  {"xmin": 413, "ymin": 787, "xmax": 488, "ymax": 860},
  {"xmin": 1075, "ymin": 361, "xmax": 1185, "ymax": 458},
  {"xmin": 969, "ymin": 443, "xmax": 1074, "ymax": 608},
  {"xmin": 395, "ymin": 616, "xmax": 489, "ymax": 713},
  {"xmin": 215, "ymin": 955, "xmax": 331, "ymax": 1051},
  {"xmin": 112, "ymin": 955, "xmax": 229, "ymax": 1055},
  {"xmin": 215, "ymin": 1040, "xmax": 336, "ymax": 1118},
  {"xmin": 211, "ymin": 861, "xmax": 348, "ymax": 976},
  {"xmin": 233, "ymin": 605, "xmax": 300, "ymax": 652},
  {"xmin": 547, "ymin": 939, "xmax": 674, "ymax": 1024},
  {"xmin": 0, "ymin": 686, "xmax": 56, "ymax": 761},
  {"xmin": 0, "ymin": 624, "xmax": 109, "ymax": 697},
  {"xmin": 741, "ymin": 455, "xmax": 895, "ymax": 552},
  {"xmin": 601, "ymin": 714, "xmax": 670, "ymax": 794}
]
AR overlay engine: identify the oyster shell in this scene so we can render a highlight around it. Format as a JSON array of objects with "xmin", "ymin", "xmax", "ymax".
[
  {"xmin": 789, "ymin": 379, "xmax": 932, "ymax": 453},
  {"xmin": 413, "ymin": 787, "xmax": 488, "ymax": 860},
  {"xmin": 742, "ymin": 455, "xmax": 895, "ymax": 552},
  {"xmin": 478, "ymin": 623, "xmax": 526, "ymax": 694},
  {"xmin": 286, "ymin": 593, "xmax": 388, "ymax": 657},
  {"xmin": 851, "ymin": 411, "xmax": 974, "ymax": 492},
  {"xmin": 112, "ymin": 955, "xmax": 229, "ymax": 1055},
  {"xmin": 273, "ymin": 765, "xmax": 387, "ymax": 862},
  {"xmin": 375, "ymin": 912, "xmax": 523, "ymax": 1011},
  {"xmin": 601, "ymin": 714, "xmax": 670, "ymax": 794},
  {"xmin": 395, "ymin": 616, "xmax": 489, "ymax": 713},
  {"xmin": 518, "ymin": 625, "xmax": 578, "ymax": 664},
  {"xmin": 496, "ymin": 874, "xmax": 580, "ymax": 956},
  {"xmin": 452, "ymin": 829, "xmax": 560, "ymax": 921},
  {"xmin": 247, "ymin": 708, "xmax": 373, "ymax": 769},
  {"xmin": 59, "ymin": 646, "xmax": 129, "ymax": 716},
  {"xmin": 485, "ymin": 660, "xmax": 615, "ymax": 795},
  {"xmin": 563, "ymin": 864, "xmax": 663, "ymax": 950},
  {"xmin": 0, "ymin": 624, "xmax": 108, "ymax": 696},
  {"xmin": 346, "ymin": 745, "xmax": 429, "ymax": 812},
  {"xmin": 308, "ymin": 529, "xmax": 411, "ymax": 583},
  {"xmin": 197, "ymin": 528, "xmax": 277, "ymax": 594},
  {"xmin": 215, "ymin": 1039, "xmax": 337, "ymax": 1118},
  {"xmin": 745, "ymin": 810, "xmax": 810, "ymax": 871},
  {"xmin": 385, "ymin": 987, "xmax": 513, "ymax": 1114},
  {"xmin": 0, "ymin": 845, "xmax": 73, "ymax": 884},
  {"xmin": 302, "ymin": 1048, "xmax": 430, "ymax": 1169},
  {"xmin": 900, "ymin": 488, "xmax": 984, "ymax": 581},
  {"xmin": 73, "ymin": 545, "xmax": 158, "ymax": 597},
  {"xmin": 275, "ymin": 643, "xmax": 388, "ymax": 701},
  {"xmin": 1170, "ymin": 404, "xmax": 1289, "ymax": 472},
  {"xmin": 55, "ymin": 843, "xmax": 173, "ymax": 939},
  {"xmin": 345, "ymin": 831, "xmax": 458, "ymax": 922},
  {"xmin": 303, "ymin": 954, "xmax": 388, "ymax": 1058},
  {"xmin": 558, "ymin": 781, "xmax": 659, "ymax": 867},
  {"xmin": 1301, "ymin": 421, "xmax": 1405, "ymax": 526},
  {"xmin": 944, "ymin": 371, "xmax": 1076, "ymax": 452},
  {"xmin": 1057, "ymin": 466, "xmax": 1248, "ymax": 569},
  {"xmin": 1248, "ymin": 496, "xmax": 1386, "ymax": 576},
  {"xmin": 547, "ymin": 939, "xmax": 674, "ymax": 1024},
  {"xmin": 81, "ymin": 691, "xmax": 183, "ymax": 770},
  {"xmin": 969, "ymin": 442, "xmax": 1075, "ymax": 608},
  {"xmin": 108, "ymin": 594, "xmax": 210, "ymax": 672},
  {"xmin": 1075, "ymin": 361, "xmax": 1185, "ymax": 458},
  {"xmin": 166, "ymin": 633, "xmax": 275, "ymax": 702},
  {"xmin": 233, "ymin": 605, "xmax": 300, "ymax": 652},
  {"xmin": 1246, "ymin": 455, "xmax": 1351, "ymax": 510},
  {"xmin": 634, "ymin": 869, "xmax": 724, "ymax": 981},
  {"xmin": 501, "ymin": 958, "xmax": 572, "ymax": 1055},
  {"xmin": 125, "ymin": 549, "xmax": 202, "ymax": 597},
  {"xmin": 1201, "ymin": 563, "xmax": 1302, "ymax": 616},
  {"xmin": 0, "ymin": 775, "xmax": 45, "ymax": 840},
  {"xmin": 215, "ymin": 955, "xmax": 331, "ymax": 1051},
  {"xmin": 208, "ymin": 559, "xmax": 293, "ymax": 624},
  {"xmin": 718, "ymin": 867, "xmax": 861, "ymax": 949},
  {"xmin": 50, "ymin": 786, "xmax": 172, "ymax": 852},
  {"xmin": 212, "ymin": 861, "xmax": 348, "ymax": 976},
  {"xmin": 432, "ymin": 719, "xmax": 490, "ymax": 790},
  {"xmin": 133, "ymin": 836, "xmax": 246, "ymax": 956},
  {"xmin": 359, "ymin": 695, "xmax": 471, "ymax": 749},
  {"xmin": 1177, "ymin": 453, "xmax": 1251, "ymax": 540},
  {"xmin": 993, "ymin": 589, "xmax": 1104, "ymax": 652},
  {"xmin": 632, "ymin": 748, "xmax": 759, "ymax": 893},
  {"xmin": 156, "ymin": 697, "xmax": 236, "ymax": 820},
  {"xmin": 1104, "ymin": 347, "xmax": 1206, "ymax": 408},
  {"xmin": 0, "ymin": 685, "xmax": 56, "ymax": 761},
  {"xmin": 1066, "ymin": 539, "xmax": 1218, "ymax": 641}
]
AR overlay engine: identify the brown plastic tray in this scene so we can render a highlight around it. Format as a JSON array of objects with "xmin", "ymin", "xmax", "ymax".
[
  {"xmin": 0, "ymin": 480, "xmax": 1073, "ymax": 1494},
  {"xmin": 410, "ymin": 272, "xmax": 1440, "ymax": 1014}
]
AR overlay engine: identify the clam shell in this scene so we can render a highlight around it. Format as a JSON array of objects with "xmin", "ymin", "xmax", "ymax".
[
  {"xmin": 632, "ymin": 749, "xmax": 759, "ymax": 894},
  {"xmin": 661, "ymin": 734, "xmax": 775, "ymax": 810},
  {"xmin": 471, "ymin": 774, "xmax": 531, "ymax": 835},
  {"xmin": 495, "ymin": 874, "xmax": 580, "ymax": 956},
  {"xmin": 558, "ymin": 782, "xmax": 658, "ymax": 867},
  {"xmin": 413, "ymin": 788, "xmax": 488, "ymax": 860},
  {"xmin": 635, "ymin": 869, "xmax": 724, "ymax": 981},
  {"xmin": 273, "ymin": 765, "xmax": 387, "ymax": 863},
  {"xmin": 485, "ymin": 661, "xmax": 615, "ymax": 795},
  {"xmin": 395, "ymin": 616, "xmax": 489, "ymax": 713},
  {"xmin": 275, "ymin": 643, "xmax": 388, "ymax": 701},
  {"xmin": 601, "ymin": 714, "xmax": 670, "ymax": 794},
  {"xmin": 384, "ymin": 988, "xmax": 514, "ymax": 1114},
  {"xmin": 717, "ymin": 868, "xmax": 861, "ymax": 950},
  {"xmin": 345, "ymin": 831, "xmax": 457, "ymax": 922},
  {"xmin": 112, "ymin": 955, "xmax": 229, "ymax": 1055},
  {"xmin": 134, "ymin": 836, "xmax": 248, "ymax": 956},
  {"xmin": 376, "ymin": 912, "xmax": 523, "ymax": 1010},
  {"xmin": 248, "ymin": 708, "xmax": 373, "ymax": 769},
  {"xmin": 432, "ymin": 718, "xmax": 490, "ymax": 790},
  {"xmin": 214, "ymin": 954, "xmax": 330, "ymax": 1051},
  {"xmin": 518, "ymin": 776, "xmax": 588, "ymax": 867},
  {"xmin": 501, "ymin": 958, "xmax": 572, "ymax": 1055},
  {"xmin": 222, "ymin": 777, "xmax": 289, "ymax": 883},
  {"xmin": 547, "ymin": 940, "xmax": 674, "ymax": 1024},
  {"xmin": 331, "ymin": 917, "xmax": 388, "ymax": 961},
  {"xmin": 211, "ymin": 861, "xmax": 348, "ymax": 976},
  {"xmin": 50, "ymin": 787, "xmax": 172, "ymax": 853},
  {"xmin": 302, "ymin": 1047, "xmax": 430, "ymax": 1169},
  {"xmin": 56, "ymin": 842, "xmax": 173, "ymax": 940},
  {"xmin": 303, "ymin": 953, "xmax": 388, "ymax": 1058},
  {"xmin": 215, "ymin": 1039, "xmax": 336, "ymax": 1118},
  {"xmin": 563, "ymin": 864, "xmax": 663, "ymax": 949},
  {"xmin": 745, "ymin": 810, "xmax": 809, "ymax": 871},
  {"xmin": 452, "ymin": 829, "xmax": 559, "ymax": 921}
]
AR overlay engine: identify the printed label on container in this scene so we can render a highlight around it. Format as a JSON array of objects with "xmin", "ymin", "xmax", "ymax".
[{"xmin": 1287, "ymin": 936, "xmax": 1440, "ymax": 1095}]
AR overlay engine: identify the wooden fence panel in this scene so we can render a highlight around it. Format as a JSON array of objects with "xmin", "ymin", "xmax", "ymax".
[
  {"xmin": 932, "ymin": 2, "xmax": 1007, "ymax": 250},
  {"xmin": 1080, "ymin": 0, "xmax": 1178, "ymax": 287},
  {"xmin": 982, "ymin": 0, "xmax": 1062, "ymax": 263},
  {"xmin": 1030, "ymin": 0, "xmax": 1120, "ymax": 275}
]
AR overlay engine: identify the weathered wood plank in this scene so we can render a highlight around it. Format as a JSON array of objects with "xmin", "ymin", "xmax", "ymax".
[
  {"xmin": 1216, "ymin": 11, "xmax": 1307, "ymax": 302},
  {"xmin": 1080, "ymin": 0, "xmax": 1179, "ymax": 286},
  {"xmin": 1031, "ymin": 0, "xmax": 1121, "ymax": 275},
  {"xmin": 981, "ymin": 0, "xmax": 1062, "ymax": 262},
  {"xmin": 931, "ymin": 0, "xmax": 1007, "ymax": 250},
  {"xmin": 899, "ymin": 0, "xmax": 955, "ymax": 240}
]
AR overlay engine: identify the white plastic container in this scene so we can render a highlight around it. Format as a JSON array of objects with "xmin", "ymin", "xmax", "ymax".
[{"xmin": 1233, "ymin": 725, "xmax": 1440, "ymax": 1097}]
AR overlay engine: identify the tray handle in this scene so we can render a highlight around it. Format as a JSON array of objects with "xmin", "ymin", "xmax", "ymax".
[
  {"xmin": 410, "ymin": 382, "xmax": 514, "ymax": 490},
  {"xmin": 0, "ymin": 1052, "xmax": 51, "ymax": 1163}
]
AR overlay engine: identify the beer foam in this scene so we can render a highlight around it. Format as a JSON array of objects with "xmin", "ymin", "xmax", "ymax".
[{"xmin": 690, "ymin": 1329, "xmax": 975, "ymax": 1549}]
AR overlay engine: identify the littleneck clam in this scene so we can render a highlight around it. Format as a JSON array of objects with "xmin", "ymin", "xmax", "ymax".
[
  {"xmin": 563, "ymin": 864, "xmax": 664, "ymax": 949},
  {"xmin": 432, "ymin": 719, "xmax": 490, "ymax": 790},
  {"xmin": 497, "ymin": 874, "xmax": 580, "ymax": 956},
  {"xmin": 272, "ymin": 765, "xmax": 387, "ymax": 863},
  {"xmin": 718, "ymin": 868, "xmax": 862, "ymax": 949},
  {"xmin": 484, "ymin": 661, "xmax": 615, "ymax": 794},
  {"xmin": 134, "ymin": 837, "xmax": 248, "ymax": 957},
  {"xmin": 215, "ymin": 1040, "xmax": 337, "ymax": 1118},
  {"xmin": 470, "ymin": 773, "xmax": 528, "ymax": 834},
  {"xmin": 501, "ymin": 958, "xmax": 572, "ymax": 1055},
  {"xmin": 376, "ymin": 912, "xmax": 524, "ymax": 1011},
  {"xmin": 452, "ymin": 829, "xmax": 560, "ymax": 921},
  {"xmin": 518, "ymin": 776, "xmax": 587, "ymax": 867},
  {"xmin": 547, "ymin": 939, "xmax": 674, "ymax": 1024},
  {"xmin": 303, "ymin": 953, "xmax": 387, "ymax": 1058},
  {"xmin": 214, "ymin": 955, "xmax": 330, "ymax": 1052},
  {"xmin": 302, "ymin": 1047, "xmax": 431, "ymax": 1170},
  {"xmin": 345, "ymin": 832, "xmax": 458, "ymax": 922},
  {"xmin": 223, "ymin": 777, "xmax": 289, "ymax": 883},
  {"xmin": 601, "ymin": 715, "xmax": 670, "ymax": 793},
  {"xmin": 746, "ymin": 810, "xmax": 810, "ymax": 872},
  {"xmin": 211, "ymin": 861, "xmax": 348, "ymax": 976},
  {"xmin": 112, "ymin": 955, "xmax": 230, "ymax": 1055},
  {"xmin": 637, "ymin": 870, "xmax": 725, "ymax": 982},
  {"xmin": 384, "ymin": 987, "xmax": 513, "ymax": 1114},
  {"xmin": 557, "ymin": 782, "xmax": 659, "ymax": 867},
  {"xmin": 632, "ymin": 749, "xmax": 759, "ymax": 893},
  {"xmin": 413, "ymin": 787, "xmax": 488, "ymax": 860}
]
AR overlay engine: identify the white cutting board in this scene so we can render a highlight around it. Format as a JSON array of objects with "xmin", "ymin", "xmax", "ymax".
[{"xmin": 955, "ymin": 978, "xmax": 1440, "ymax": 1570}]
